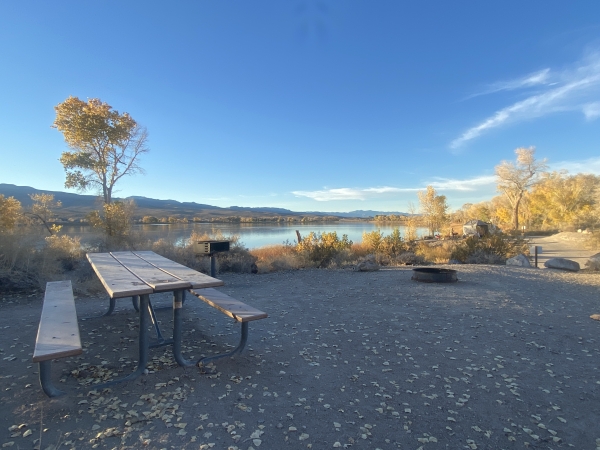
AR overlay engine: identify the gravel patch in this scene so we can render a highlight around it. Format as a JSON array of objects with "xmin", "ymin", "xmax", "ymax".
[{"xmin": 1, "ymin": 264, "xmax": 599, "ymax": 449}]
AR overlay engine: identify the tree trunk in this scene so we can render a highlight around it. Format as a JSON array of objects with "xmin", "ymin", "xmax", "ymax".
[{"xmin": 512, "ymin": 195, "xmax": 522, "ymax": 230}]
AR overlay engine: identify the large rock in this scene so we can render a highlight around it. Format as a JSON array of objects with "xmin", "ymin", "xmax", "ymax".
[
  {"xmin": 544, "ymin": 258, "xmax": 580, "ymax": 272},
  {"xmin": 354, "ymin": 260, "xmax": 380, "ymax": 272},
  {"xmin": 584, "ymin": 253, "xmax": 600, "ymax": 271},
  {"xmin": 506, "ymin": 254, "xmax": 531, "ymax": 268}
]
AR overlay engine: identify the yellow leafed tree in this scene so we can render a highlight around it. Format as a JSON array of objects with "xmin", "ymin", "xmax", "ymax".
[
  {"xmin": 527, "ymin": 172, "xmax": 598, "ymax": 229},
  {"xmin": 495, "ymin": 147, "xmax": 547, "ymax": 230},
  {"xmin": 53, "ymin": 96, "xmax": 149, "ymax": 205}
]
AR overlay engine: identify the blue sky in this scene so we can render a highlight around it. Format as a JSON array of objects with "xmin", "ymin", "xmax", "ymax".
[{"xmin": 1, "ymin": 2, "xmax": 600, "ymax": 213}]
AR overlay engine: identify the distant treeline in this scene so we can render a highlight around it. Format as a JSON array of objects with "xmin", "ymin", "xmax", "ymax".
[
  {"xmin": 138, "ymin": 215, "xmax": 342, "ymax": 224},
  {"xmin": 373, "ymin": 214, "xmax": 410, "ymax": 222}
]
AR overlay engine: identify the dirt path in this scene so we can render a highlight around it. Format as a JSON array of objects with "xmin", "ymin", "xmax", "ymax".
[
  {"xmin": 1, "ymin": 263, "xmax": 599, "ymax": 449},
  {"xmin": 527, "ymin": 232, "xmax": 596, "ymax": 269}
]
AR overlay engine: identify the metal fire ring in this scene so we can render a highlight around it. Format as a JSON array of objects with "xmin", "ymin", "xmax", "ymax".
[{"xmin": 411, "ymin": 268, "xmax": 458, "ymax": 283}]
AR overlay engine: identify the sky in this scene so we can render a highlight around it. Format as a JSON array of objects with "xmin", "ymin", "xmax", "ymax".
[{"xmin": 1, "ymin": 2, "xmax": 600, "ymax": 213}]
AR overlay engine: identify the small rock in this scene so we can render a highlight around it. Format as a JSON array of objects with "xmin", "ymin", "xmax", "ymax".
[
  {"xmin": 584, "ymin": 253, "xmax": 600, "ymax": 271},
  {"xmin": 506, "ymin": 254, "xmax": 531, "ymax": 268},
  {"xmin": 590, "ymin": 314, "xmax": 600, "ymax": 321},
  {"xmin": 544, "ymin": 258, "xmax": 580, "ymax": 272}
]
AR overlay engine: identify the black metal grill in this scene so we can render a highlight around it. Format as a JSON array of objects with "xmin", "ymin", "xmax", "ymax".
[{"xmin": 192, "ymin": 240, "xmax": 230, "ymax": 255}]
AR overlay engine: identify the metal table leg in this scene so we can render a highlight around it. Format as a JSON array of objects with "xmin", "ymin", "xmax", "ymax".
[
  {"xmin": 94, "ymin": 294, "xmax": 150, "ymax": 388},
  {"xmin": 132, "ymin": 295, "xmax": 140, "ymax": 312},
  {"xmin": 172, "ymin": 290, "xmax": 195, "ymax": 367},
  {"xmin": 147, "ymin": 298, "xmax": 166, "ymax": 344}
]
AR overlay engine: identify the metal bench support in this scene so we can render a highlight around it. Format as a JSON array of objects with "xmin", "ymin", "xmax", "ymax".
[
  {"xmin": 172, "ymin": 289, "xmax": 251, "ymax": 367},
  {"xmin": 38, "ymin": 360, "xmax": 65, "ymax": 398}
]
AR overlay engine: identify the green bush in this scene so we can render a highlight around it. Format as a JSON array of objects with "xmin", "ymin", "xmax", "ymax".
[{"xmin": 296, "ymin": 231, "xmax": 353, "ymax": 267}]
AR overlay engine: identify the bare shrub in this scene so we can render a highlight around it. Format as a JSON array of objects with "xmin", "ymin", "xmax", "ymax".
[
  {"xmin": 350, "ymin": 242, "xmax": 372, "ymax": 260},
  {"xmin": 395, "ymin": 252, "xmax": 425, "ymax": 266},
  {"xmin": 465, "ymin": 250, "xmax": 507, "ymax": 265},
  {"xmin": 415, "ymin": 241, "xmax": 456, "ymax": 264},
  {"xmin": 42, "ymin": 234, "xmax": 83, "ymax": 274}
]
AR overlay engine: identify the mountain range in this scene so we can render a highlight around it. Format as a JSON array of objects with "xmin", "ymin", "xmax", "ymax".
[{"xmin": 0, "ymin": 184, "xmax": 407, "ymax": 220}]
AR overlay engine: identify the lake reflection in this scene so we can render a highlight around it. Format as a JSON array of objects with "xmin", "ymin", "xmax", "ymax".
[{"xmin": 63, "ymin": 222, "xmax": 427, "ymax": 249}]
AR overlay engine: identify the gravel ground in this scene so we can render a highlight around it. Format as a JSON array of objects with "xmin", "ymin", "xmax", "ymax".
[{"xmin": 1, "ymin": 261, "xmax": 599, "ymax": 450}]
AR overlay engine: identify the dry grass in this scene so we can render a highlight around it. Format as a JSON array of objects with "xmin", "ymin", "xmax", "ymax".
[
  {"xmin": 415, "ymin": 240, "xmax": 457, "ymax": 263},
  {"xmin": 250, "ymin": 244, "xmax": 300, "ymax": 273}
]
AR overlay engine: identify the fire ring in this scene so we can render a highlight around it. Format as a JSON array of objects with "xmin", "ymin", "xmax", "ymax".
[{"xmin": 411, "ymin": 268, "xmax": 458, "ymax": 283}]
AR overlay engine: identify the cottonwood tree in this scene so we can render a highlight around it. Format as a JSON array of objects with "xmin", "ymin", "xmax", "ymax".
[
  {"xmin": 27, "ymin": 194, "xmax": 62, "ymax": 235},
  {"xmin": 0, "ymin": 195, "xmax": 22, "ymax": 231},
  {"xmin": 53, "ymin": 96, "xmax": 149, "ymax": 205},
  {"xmin": 417, "ymin": 185, "xmax": 448, "ymax": 236},
  {"xmin": 527, "ymin": 172, "xmax": 598, "ymax": 229},
  {"xmin": 495, "ymin": 147, "xmax": 547, "ymax": 230}
]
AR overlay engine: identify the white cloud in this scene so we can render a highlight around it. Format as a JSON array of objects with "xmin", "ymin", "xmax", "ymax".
[
  {"xmin": 551, "ymin": 156, "xmax": 600, "ymax": 175},
  {"xmin": 451, "ymin": 52, "xmax": 600, "ymax": 149},
  {"xmin": 427, "ymin": 175, "xmax": 497, "ymax": 191},
  {"xmin": 292, "ymin": 186, "xmax": 417, "ymax": 202},
  {"xmin": 583, "ymin": 102, "xmax": 600, "ymax": 120},
  {"xmin": 292, "ymin": 176, "xmax": 496, "ymax": 202},
  {"xmin": 466, "ymin": 68, "xmax": 551, "ymax": 99},
  {"xmin": 291, "ymin": 157, "xmax": 600, "ymax": 207}
]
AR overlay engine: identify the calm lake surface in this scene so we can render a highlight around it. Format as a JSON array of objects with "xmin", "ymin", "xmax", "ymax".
[{"xmin": 62, "ymin": 222, "xmax": 428, "ymax": 249}]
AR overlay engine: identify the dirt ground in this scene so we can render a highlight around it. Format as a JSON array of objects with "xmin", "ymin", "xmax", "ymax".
[{"xmin": 1, "ymin": 239, "xmax": 599, "ymax": 450}]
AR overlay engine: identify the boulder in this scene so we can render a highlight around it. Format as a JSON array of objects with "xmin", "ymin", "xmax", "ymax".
[
  {"xmin": 506, "ymin": 254, "xmax": 531, "ymax": 268},
  {"xmin": 354, "ymin": 260, "xmax": 380, "ymax": 272},
  {"xmin": 584, "ymin": 253, "xmax": 600, "ymax": 271},
  {"xmin": 544, "ymin": 258, "xmax": 580, "ymax": 272}
]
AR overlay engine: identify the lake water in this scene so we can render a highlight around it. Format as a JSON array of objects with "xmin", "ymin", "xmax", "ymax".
[{"xmin": 62, "ymin": 222, "xmax": 428, "ymax": 249}]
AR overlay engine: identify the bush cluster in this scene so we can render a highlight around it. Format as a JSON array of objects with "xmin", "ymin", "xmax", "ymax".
[
  {"xmin": 295, "ymin": 231, "xmax": 353, "ymax": 268},
  {"xmin": 450, "ymin": 234, "xmax": 529, "ymax": 264}
]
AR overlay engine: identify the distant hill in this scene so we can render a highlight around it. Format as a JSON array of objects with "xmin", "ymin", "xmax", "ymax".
[
  {"xmin": 0, "ymin": 184, "xmax": 407, "ymax": 220},
  {"xmin": 322, "ymin": 210, "xmax": 408, "ymax": 218}
]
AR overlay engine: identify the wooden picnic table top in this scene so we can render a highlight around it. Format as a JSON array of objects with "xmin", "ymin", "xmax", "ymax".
[{"xmin": 87, "ymin": 251, "xmax": 224, "ymax": 299}]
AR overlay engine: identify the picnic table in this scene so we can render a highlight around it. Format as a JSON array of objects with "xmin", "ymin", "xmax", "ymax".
[
  {"xmin": 86, "ymin": 250, "xmax": 225, "ymax": 387},
  {"xmin": 32, "ymin": 250, "xmax": 267, "ymax": 397}
]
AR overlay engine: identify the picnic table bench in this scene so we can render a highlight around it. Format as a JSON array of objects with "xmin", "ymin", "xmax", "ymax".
[
  {"xmin": 188, "ymin": 288, "xmax": 268, "ymax": 365},
  {"xmin": 32, "ymin": 280, "xmax": 82, "ymax": 397}
]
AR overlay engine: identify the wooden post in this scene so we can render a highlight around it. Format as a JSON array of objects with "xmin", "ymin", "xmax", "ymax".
[{"xmin": 296, "ymin": 230, "xmax": 302, "ymax": 243}]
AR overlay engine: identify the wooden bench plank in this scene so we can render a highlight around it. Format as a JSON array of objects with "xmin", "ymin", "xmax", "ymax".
[
  {"xmin": 189, "ymin": 288, "xmax": 268, "ymax": 323},
  {"xmin": 134, "ymin": 251, "xmax": 224, "ymax": 289},
  {"xmin": 110, "ymin": 252, "xmax": 191, "ymax": 292},
  {"xmin": 32, "ymin": 281, "xmax": 82, "ymax": 363},
  {"xmin": 87, "ymin": 253, "xmax": 154, "ymax": 298}
]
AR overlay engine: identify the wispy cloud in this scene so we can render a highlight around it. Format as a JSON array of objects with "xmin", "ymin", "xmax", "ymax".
[
  {"xmin": 292, "ymin": 186, "xmax": 417, "ymax": 202},
  {"xmin": 551, "ymin": 156, "xmax": 600, "ymax": 175},
  {"xmin": 465, "ymin": 68, "xmax": 552, "ymax": 99},
  {"xmin": 451, "ymin": 52, "xmax": 600, "ymax": 149}
]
